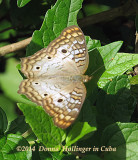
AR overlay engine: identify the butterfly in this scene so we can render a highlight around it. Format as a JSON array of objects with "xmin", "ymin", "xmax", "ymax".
[{"xmin": 18, "ymin": 25, "xmax": 91, "ymax": 129}]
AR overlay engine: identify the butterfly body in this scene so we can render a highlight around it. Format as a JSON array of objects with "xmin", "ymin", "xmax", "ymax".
[
  {"xmin": 18, "ymin": 25, "xmax": 90, "ymax": 129},
  {"xmin": 36, "ymin": 74, "xmax": 89, "ymax": 82}
]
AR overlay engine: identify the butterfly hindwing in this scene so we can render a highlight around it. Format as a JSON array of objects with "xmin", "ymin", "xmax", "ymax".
[
  {"xmin": 18, "ymin": 78, "xmax": 86, "ymax": 129},
  {"xmin": 43, "ymin": 82, "xmax": 86, "ymax": 129}
]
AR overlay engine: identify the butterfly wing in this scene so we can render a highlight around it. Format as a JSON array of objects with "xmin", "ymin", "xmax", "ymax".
[
  {"xmin": 18, "ymin": 77, "xmax": 86, "ymax": 129},
  {"xmin": 18, "ymin": 25, "xmax": 89, "ymax": 129},
  {"xmin": 20, "ymin": 25, "xmax": 89, "ymax": 78}
]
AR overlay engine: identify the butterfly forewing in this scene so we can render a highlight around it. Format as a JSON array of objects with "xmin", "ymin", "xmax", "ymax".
[
  {"xmin": 20, "ymin": 26, "xmax": 88, "ymax": 78},
  {"xmin": 18, "ymin": 25, "xmax": 89, "ymax": 129}
]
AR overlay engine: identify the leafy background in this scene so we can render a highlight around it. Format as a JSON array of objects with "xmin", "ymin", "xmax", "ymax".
[{"xmin": 0, "ymin": 0, "xmax": 138, "ymax": 160}]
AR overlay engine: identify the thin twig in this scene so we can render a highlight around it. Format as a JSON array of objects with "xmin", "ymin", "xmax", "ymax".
[
  {"xmin": 78, "ymin": 0, "xmax": 136, "ymax": 27},
  {"xmin": 22, "ymin": 128, "xmax": 33, "ymax": 138},
  {"xmin": 135, "ymin": 32, "xmax": 138, "ymax": 53},
  {"xmin": 0, "ymin": 37, "xmax": 32, "ymax": 57},
  {"xmin": 134, "ymin": 32, "xmax": 138, "ymax": 76}
]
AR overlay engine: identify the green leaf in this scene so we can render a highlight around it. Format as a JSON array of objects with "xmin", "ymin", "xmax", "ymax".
[
  {"xmin": 7, "ymin": 116, "xmax": 30, "ymax": 135},
  {"xmin": 98, "ymin": 53, "xmax": 138, "ymax": 88},
  {"xmin": 0, "ymin": 94, "xmax": 17, "ymax": 122},
  {"xmin": 86, "ymin": 41, "xmax": 122, "ymax": 96},
  {"xmin": 86, "ymin": 48, "xmax": 106, "ymax": 95},
  {"xmin": 61, "ymin": 155, "xmax": 76, "ymax": 160},
  {"xmin": 18, "ymin": 103, "xmax": 66, "ymax": 148},
  {"xmin": 0, "ymin": 135, "xmax": 6, "ymax": 150},
  {"xmin": 102, "ymin": 122, "xmax": 138, "ymax": 160},
  {"xmin": 16, "ymin": 63, "xmax": 21, "ymax": 70},
  {"xmin": 76, "ymin": 100, "xmax": 97, "ymax": 142},
  {"xmin": 0, "ymin": 58, "xmax": 35, "ymax": 105},
  {"xmin": 17, "ymin": 0, "xmax": 31, "ymax": 7},
  {"xmin": 0, "ymin": 0, "xmax": 2, "ymax": 5},
  {"xmin": 131, "ymin": 88, "xmax": 138, "ymax": 104},
  {"xmin": 0, "ymin": 134, "xmax": 32, "ymax": 160},
  {"xmin": 39, "ymin": 150, "xmax": 66, "ymax": 160},
  {"xmin": 96, "ymin": 41, "xmax": 123, "ymax": 69},
  {"xmin": 26, "ymin": 0, "xmax": 83, "ymax": 56},
  {"xmin": 66, "ymin": 122, "xmax": 96, "ymax": 146},
  {"xmin": 82, "ymin": 155, "xmax": 102, "ymax": 160},
  {"xmin": 31, "ymin": 142, "xmax": 66, "ymax": 160},
  {"xmin": 130, "ymin": 75, "xmax": 138, "ymax": 101},
  {"xmin": 0, "ymin": 20, "xmax": 16, "ymax": 42},
  {"xmin": 130, "ymin": 75, "xmax": 138, "ymax": 85},
  {"xmin": 0, "ymin": 107, "xmax": 8, "ymax": 134},
  {"xmin": 85, "ymin": 36, "xmax": 101, "ymax": 51},
  {"xmin": 97, "ymin": 75, "xmax": 136, "ymax": 127},
  {"xmin": 79, "ymin": 99, "xmax": 97, "ymax": 128}
]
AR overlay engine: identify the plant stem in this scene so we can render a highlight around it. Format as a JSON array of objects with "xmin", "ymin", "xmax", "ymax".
[
  {"xmin": 0, "ymin": 37, "xmax": 32, "ymax": 57},
  {"xmin": 22, "ymin": 128, "xmax": 33, "ymax": 138}
]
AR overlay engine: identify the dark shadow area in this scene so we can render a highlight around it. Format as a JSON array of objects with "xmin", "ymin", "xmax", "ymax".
[
  {"xmin": 7, "ymin": 116, "xmax": 30, "ymax": 134},
  {"xmin": 77, "ymin": 84, "xmax": 136, "ymax": 159},
  {"xmin": 10, "ymin": 0, "xmax": 46, "ymax": 30},
  {"xmin": 85, "ymin": 48, "xmax": 106, "ymax": 97}
]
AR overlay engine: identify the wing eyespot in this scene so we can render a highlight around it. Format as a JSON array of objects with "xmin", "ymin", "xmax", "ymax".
[
  {"xmin": 44, "ymin": 93, "xmax": 48, "ymax": 96},
  {"xmin": 47, "ymin": 56, "xmax": 51, "ymax": 59},
  {"xmin": 35, "ymin": 82, "xmax": 39, "ymax": 85},
  {"xmin": 57, "ymin": 99, "xmax": 63, "ymax": 102},
  {"xmin": 61, "ymin": 49, "xmax": 67, "ymax": 53},
  {"xmin": 36, "ymin": 66, "xmax": 41, "ymax": 70}
]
